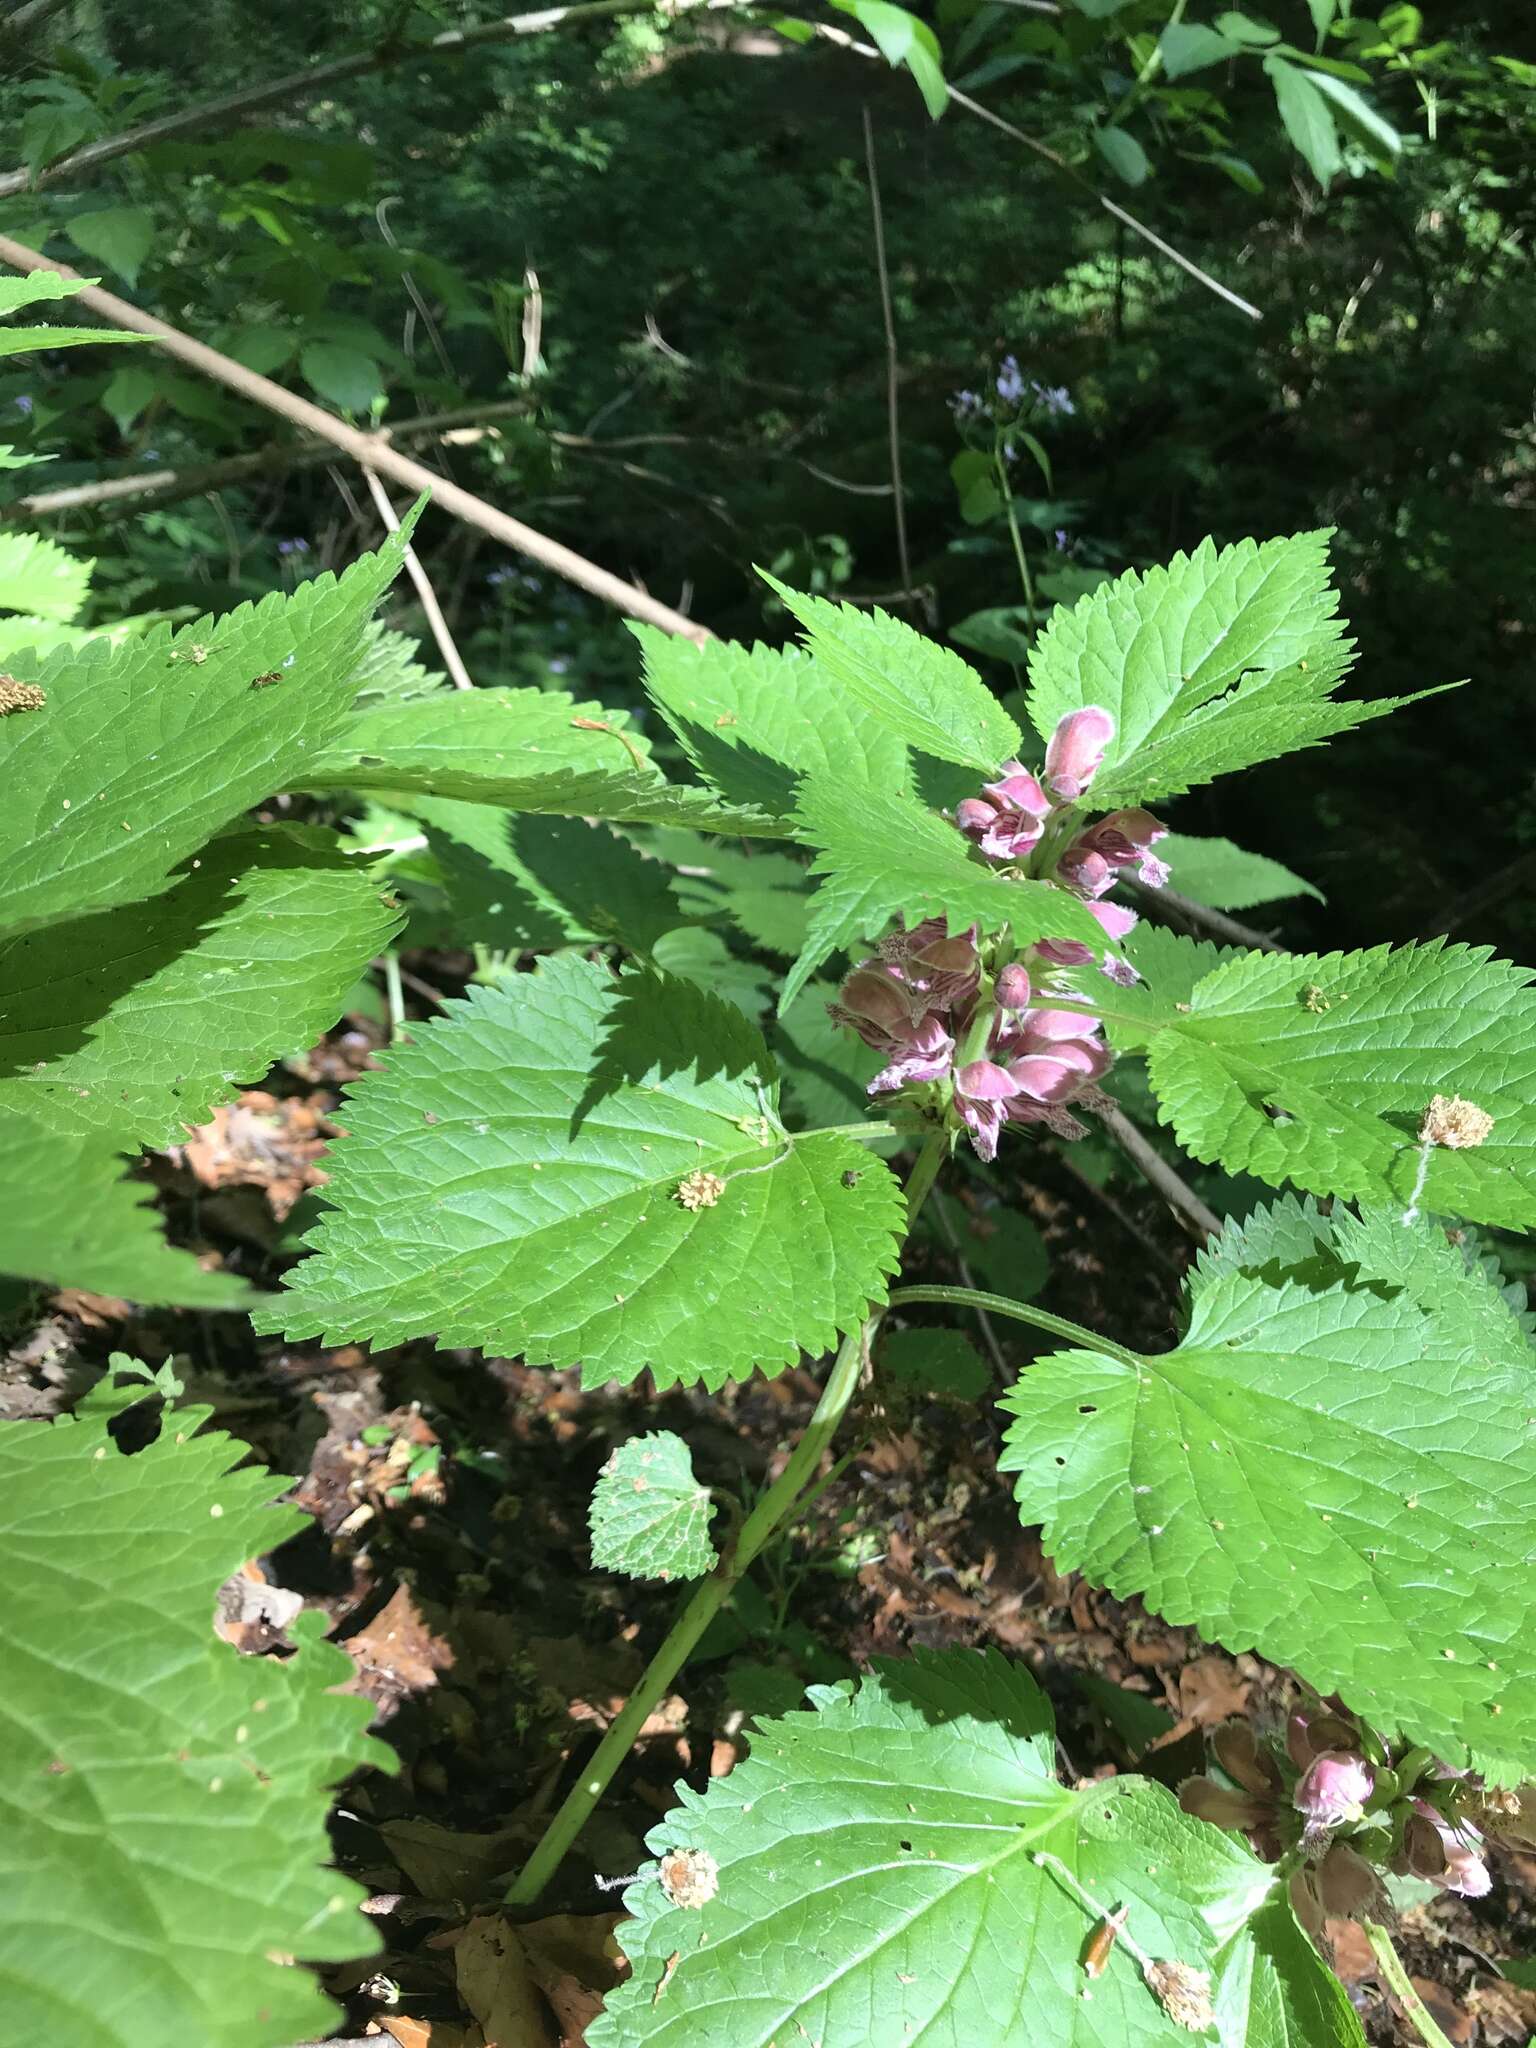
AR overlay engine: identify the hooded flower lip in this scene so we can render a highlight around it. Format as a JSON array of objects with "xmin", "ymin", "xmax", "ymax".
[
  {"xmin": 1294, "ymin": 1751, "xmax": 1375, "ymax": 1827},
  {"xmin": 1043, "ymin": 706, "xmax": 1115, "ymax": 800},
  {"xmin": 954, "ymin": 763, "xmax": 1051, "ymax": 863},
  {"xmin": 1059, "ymin": 808, "xmax": 1171, "ymax": 896},
  {"xmin": 1401, "ymin": 1800, "xmax": 1493, "ymax": 1898}
]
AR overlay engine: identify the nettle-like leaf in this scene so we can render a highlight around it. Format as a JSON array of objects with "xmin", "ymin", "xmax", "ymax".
[
  {"xmin": 0, "ymin": 1392, "xmax": 387, "ymax": 2047},
  {"xmin": 1025, "ymin": 531, "xmax": 1440, "ymax": 807},
  {"xmin": 764, "ymin": 573, "xmax": 1022, "ymax": 771},
  {"xmin": 0, "ymin": 516, "xmax": 416, "ymax": 938},
  {"xmin": 0, "ymin": 826, "xmax": 401, "ymax": 1149},
  {"xmin": 0, "ymin": 1110, "xmax": 250, "ymax": 1306},
  {"xmin": 255, "ymin": 955, "xmax": 905, "ymax": 1390},
  {"xmin": 0, "ymin": 527, "xmax": 91, "ymax": 622},
  {"xmin": 590, "ymin": 1648, "xmax": 1361, "ymax": 2048},
  {"xmin": 305, "ymin": 687, "xmax": 788, "ymax": 838},
  {"xmin": 589, "ymin": 1431, "xmax": 717, "ymax": 1581},
  {"xmin": 1108, "ymin": 935, "xmax": 1536, "ymax": 1228},
  {"xmin": 0, "ymin": 267, "xmax": 148, "ymax": 356},
  {"xmin": 782, "ymin": 771, "xmax": 1109, "ymax": 1010},
  {"xmin": 1001, "ymin": 1204, "xmax": 1536, "ymax": 1780},
  {"xmin": 1159, "ymin": 834, "xmax": 1323, "ymax": 911},
  {"xmin": 634, "ymin": 625, "xmax": 907, "ymax": 820}
]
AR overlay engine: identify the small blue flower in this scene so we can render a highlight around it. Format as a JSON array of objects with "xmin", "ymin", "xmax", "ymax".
[
  {"xmin": 1032, "ymin": 382, "xmax": 1075, "ymax": 418},
  {"xmin": 487, "ymin": 567, "xmax": 513, "ymax": 587},
  {"xmin": 13, "ymin": 395, "xmax": 32, "ymax": 415},
  {"xmin": 276, "ymin": 537, "xmax": 310, "ymax": 557},
  {"xmin": 996, "ymin": 355, "xmax": 1025, "ymax": 405},
  {"xmin": 1054, "ymin": 528, "xmax": 1071, "ymax": 551}
]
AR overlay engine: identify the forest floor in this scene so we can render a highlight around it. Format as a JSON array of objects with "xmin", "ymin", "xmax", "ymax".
[{"xmin": 8, "ymin": 967, "xmax": 1536, "ymax": 2048}]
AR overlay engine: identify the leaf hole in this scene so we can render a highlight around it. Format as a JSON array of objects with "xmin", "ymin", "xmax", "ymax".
[
  {"xmin": 1078, "ymin": 1404, "xmax": 1097, "ymax": 1415},
  {"xmin": 1054, "ymin": 1456, "xmax": 1066, "ymax": 1466},
  {"xmin": 899, "ymin": 1840, "xmax": 913, "ymax": 1852}
]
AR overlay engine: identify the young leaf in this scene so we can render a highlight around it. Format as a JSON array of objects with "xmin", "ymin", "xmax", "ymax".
[
  {"xmin": 589, "ymin": 1648, "xmax": 1362, "ymax": 2048},
  {"xmin": 589, "ymin": 1431, "xmax": 717, "ymax": 1581},
  {"xmin": 306, "ymin": 687, "xmax": 787, "ymax": 838},
  {"xmin": 633, "ymin": 626, "xmax": 907, "ymax": 821},
  {"xmin": 763, "ymin": 573, "xmax": 1022, "ymax": 771},
  {"xmin": 1115, "ymin": 939, "xmax": 1536, "ymax": 1228},
  {"xmin": 782, "ymin": 771, "xmax": 1110, "ymax": 1010},
  {"xmin": 1267, "ymin": 56, "xmax": 1345, "ymax": 186},
  {"xmin": 830, "ymin": 0, "xmax": 949, "ymax": 118},
  {"xmin": 0, "ymin": 517, "xmax": 416, "ymax": 938},
  {"xmin": 0, "ymin": 1397, "xmax": 387, "ymax": 2047},
  {"xmin": 0, "ymin": 826, "xmax": 401, "ymax": 1150},
  {"xmin": 0, "ymin": 1110, "xmax": 251, "ymax": 1306},
  {"xmin": 1001, "ymin": 1206, "xmax": 1536, "ymax": 1779},
  {"xmin": 255, "ymin": 956, "xmax": 905, "ymax": 1390},
  {"xmin": 1024, "ymin": 531, "xmax": 1434, "ymax": 807},
  {"xmin": 1305, "ymin": 68, "xmax": 1403, "ymax": 162},
  {"xmin": 1158, "ymin": 834, "xmax": 1323, "ymax": 910}
]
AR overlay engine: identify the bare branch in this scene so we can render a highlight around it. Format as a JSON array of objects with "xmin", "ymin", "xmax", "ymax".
[
  {"xmin": 862, "ymin": 105, "xmax": 911, "ymax": 595},
  {"xmin": 1090, "ymin": 1098, "xmax": 1223, "ymax": 1243},
  {"xmin": 0, "ymin": 236, "xmax": 710, "ymax": 642},
  {"xmin": 5, "ymin": 399, "xmax": 533, "ymax": 518},
  {"xmin": 816, "ymin": 24, "xmax": 1263, "ymax": 323},
  {"xmin": 361, "ymin": 468, "xmax": 475, "ymax": 689},
  {"xmin": 1123, "ymin": 876, "xmax": 1284, "ymax": 953}
]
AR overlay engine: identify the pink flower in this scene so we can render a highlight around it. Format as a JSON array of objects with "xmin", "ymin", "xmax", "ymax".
[
  {"xmin": 1403, "ymin": 1801, "xmax": 1493, "ymax": 1898},
  {"xmin": 1034, "ymin": 899, "xmax": 1140, "ymax": 980},
  {"xmin": 878, "ymin": 919, "xmax": 981, "ymax": 1014},
  {"xmin": 1059, "ymin": 808, "xmax": 1170, "ymax": 894},
  {"xmin": 1043, "ymin": 706, "xmax": 1115, "ymax": 800},
  {"xmin": 954, "ymin": 1058, "xmax": 1014, "ymax": 1161},
  {"xmin": 994, "ymin": 963, "xmax": 1033, "ymax": 1011},
  {"xmin": 952, "ymin": 1008, "xmax": 1111, "ymax": 1158},
  {"xmin": 954, "ymin": 763, "xmax": 1051, "ymax": 863},
  {"xmin": 1294, "ymin": 1752, "xmax": 1374, "ymax": 1827}
]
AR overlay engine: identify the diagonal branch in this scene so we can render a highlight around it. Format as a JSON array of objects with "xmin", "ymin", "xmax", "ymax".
[
  {"xmin": 0, "ymin": 235, "xmax": 710, "ymax": 642},
  {"xmin": 0, "ymin": 0, "xmax": 730, "ymax": 201},
  {"xmin": 815, "ymin": 22, "xmax": 1263, "ymax": 323}
]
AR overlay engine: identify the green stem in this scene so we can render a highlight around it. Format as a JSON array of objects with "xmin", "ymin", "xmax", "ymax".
[
  {"xmin": 381, "ymin": 951, "xmax": 406, "ymax": 1039},
  {"xmin": 996, "ymin": 446, "xmax": 1036, "ymax": 620},
  {"xmin": 887, "ymin": 1283, "xmax": 1144, "ymax": 1370},
  {"xmin": 505, "ymin": 1129, "xmax": 949, "ymax": 1910},
  {"xmin": 1362, "ymin": 1921, "xmax": 1456, "ymax": 2048},
  {"xmin": 809, "ymin": 1120, "xmax": 900, "ymax": 1144}
]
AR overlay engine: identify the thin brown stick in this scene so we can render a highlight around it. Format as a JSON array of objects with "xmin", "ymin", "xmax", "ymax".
[
  {"xmin": 0, "ymin": 236, "xmax": 710, "ymax": 643},
  {"xmin": 816, "ymin": 24, "xmax": 1262, "ymax": 323},
  {"xmin": 0, "ymin": 0, "xmax": 730, "ymax": 201},
  {"xmin": 862, "ymin": 105, "xmax": 911, "ymax": 596},
  {"xmin": 4, "ymin": 399, "xmax": 534, "ymax": 519},
  {"xmin": 1092, "ymin": 1098, "xmax": 1222, "ymax": 1242},
  {"xmin": 361, "ymin": 469, "xmax": 474, "ymax": 690},
  {"xmin": 1123, "ymin": 877, "xmax": 1283, "ymax": 953}
]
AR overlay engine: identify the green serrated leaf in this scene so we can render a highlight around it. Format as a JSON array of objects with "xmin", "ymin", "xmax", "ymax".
[
  {"xmin": 1002, "ymin": 1206, "xmax": 1536, "ymax": 1779},
  {"xmin": 589, "ymin": 1431, "xmax": 717, "ymax": 1580},
  {"xmin": 254, "ymin": 956, "xmax": 905, "ymax": 1390},
  {"xmin": 0, "ymin": 529, "xmax": 90, "ymax": 622},
  {"xmin": 0, "ymin": 1401, "xmax": 387, "ymax": 2045},
  {"xmin": 634, "ymin": 626, "xmax": 907, "ymax": 821},
  {"xmin": 589, "ymin": 1648, "xmax": 1360, "ymax": 2048},
  {"xmin": 0, "ymin": 826, "xmax": 401, "ymax": 1149},
  {"xmin": 782, "ymin": 772, "xmax": 1110, "ymax": 1011},
  {"xmin": 651, "ymin": 926, "xmax": 777, "ymax": 1020},
  {"xmin": 665, "ymin": 841, "xmax": 813, "ymax": 959},
  {"xmin": 1025, "ymin": 532, "xmax": 1438, "ymax": 808},
  {"xmin": 1115, "ymin": 939, "xmax": 1536, "ymax": 1227},
  {"xmin": 306, "ymin": 687, "xmax": 788, "ymax": 838},
  {"xmin": 0, "ymin": 515, "xmax": 417, "ymax": 939},
  {"xmin": 763, "ymin": 573, "xmax": 1021, "ymax": 771},
  {"xmin": 0, "ymin": 1109, "xmax": 252, "ymax": 1305},
  {"xmin": 1159, "ymin": 835, "xmax": 1323, "ymax": 910}
]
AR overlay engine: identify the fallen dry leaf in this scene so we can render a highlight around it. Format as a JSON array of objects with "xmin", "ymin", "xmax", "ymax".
[
  {"xmin": 518, "ymin": 1913, "xmax": 627, "ymax": 2044},
  {"xmin": 177, "ymin": 1089, "xmax": 331, "ymax": 1218},
  {"xmin": 345, "ymin": 1584, "xmax": 455, "ymax": 1713},
  {"xmin": 453, "ymin": 1914, "xmax": 556, "ymax": 2048}
]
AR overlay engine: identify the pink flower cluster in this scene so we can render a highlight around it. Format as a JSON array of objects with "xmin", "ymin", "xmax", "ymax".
[
  {"xmin": 952, "ymin": 707, "xmax": 1169, "ymax": 990},
  {"xmin": 828, "ymin": 926, "xmax": 1111, "ymax": 1162}
]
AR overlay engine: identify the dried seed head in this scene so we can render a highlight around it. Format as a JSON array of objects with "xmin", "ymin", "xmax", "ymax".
[
  {"xmin": 1420, "ymin": 1094, "xmax": 1495, "ymax": 1149},
  {"xmin": 658, "ymin": 1846, "xmax": 719, "ymax": 1910},
  {"xmin": 674, "ymin": 1169, "xmax": 725, "ymax": 1211},
  {"xmin": 1143, "ymin": 1959, "xmax": 1215, "ymax": 2033},
  {"xmin": 0, "ymin": 676, "xmax": 46, "ymax": 715}
]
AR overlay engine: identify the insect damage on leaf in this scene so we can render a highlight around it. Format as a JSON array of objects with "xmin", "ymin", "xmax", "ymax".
[
  {"xmin": 0, "ymin": 675, "xmax": 45, "ymax": 713},
  {"xmin": 1420, "ymin": 1093, "xmax": 1495, "ymax": 1149},
  {"xmin": 674, "ymin": 1168, "xmax": 725, "ymax": 1210}
]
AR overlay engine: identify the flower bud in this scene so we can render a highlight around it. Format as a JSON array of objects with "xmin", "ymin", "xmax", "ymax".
[
  {"xmin": 1043, "ymin": 706, "xmax": 1115, "ymax": 799},
  {"xmin": 1294, "ymin": 1751, "xmax": 1374, "ymax": 1826},
  {"xmin": 994, "ymin": 963, "xmax": 1032, "ymax": 1012}
]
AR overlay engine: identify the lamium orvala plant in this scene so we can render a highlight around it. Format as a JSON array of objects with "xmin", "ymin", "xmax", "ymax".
[{"xmin": 7, "ymin": 482, "xmax": 1536, "ymax": 2048}]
